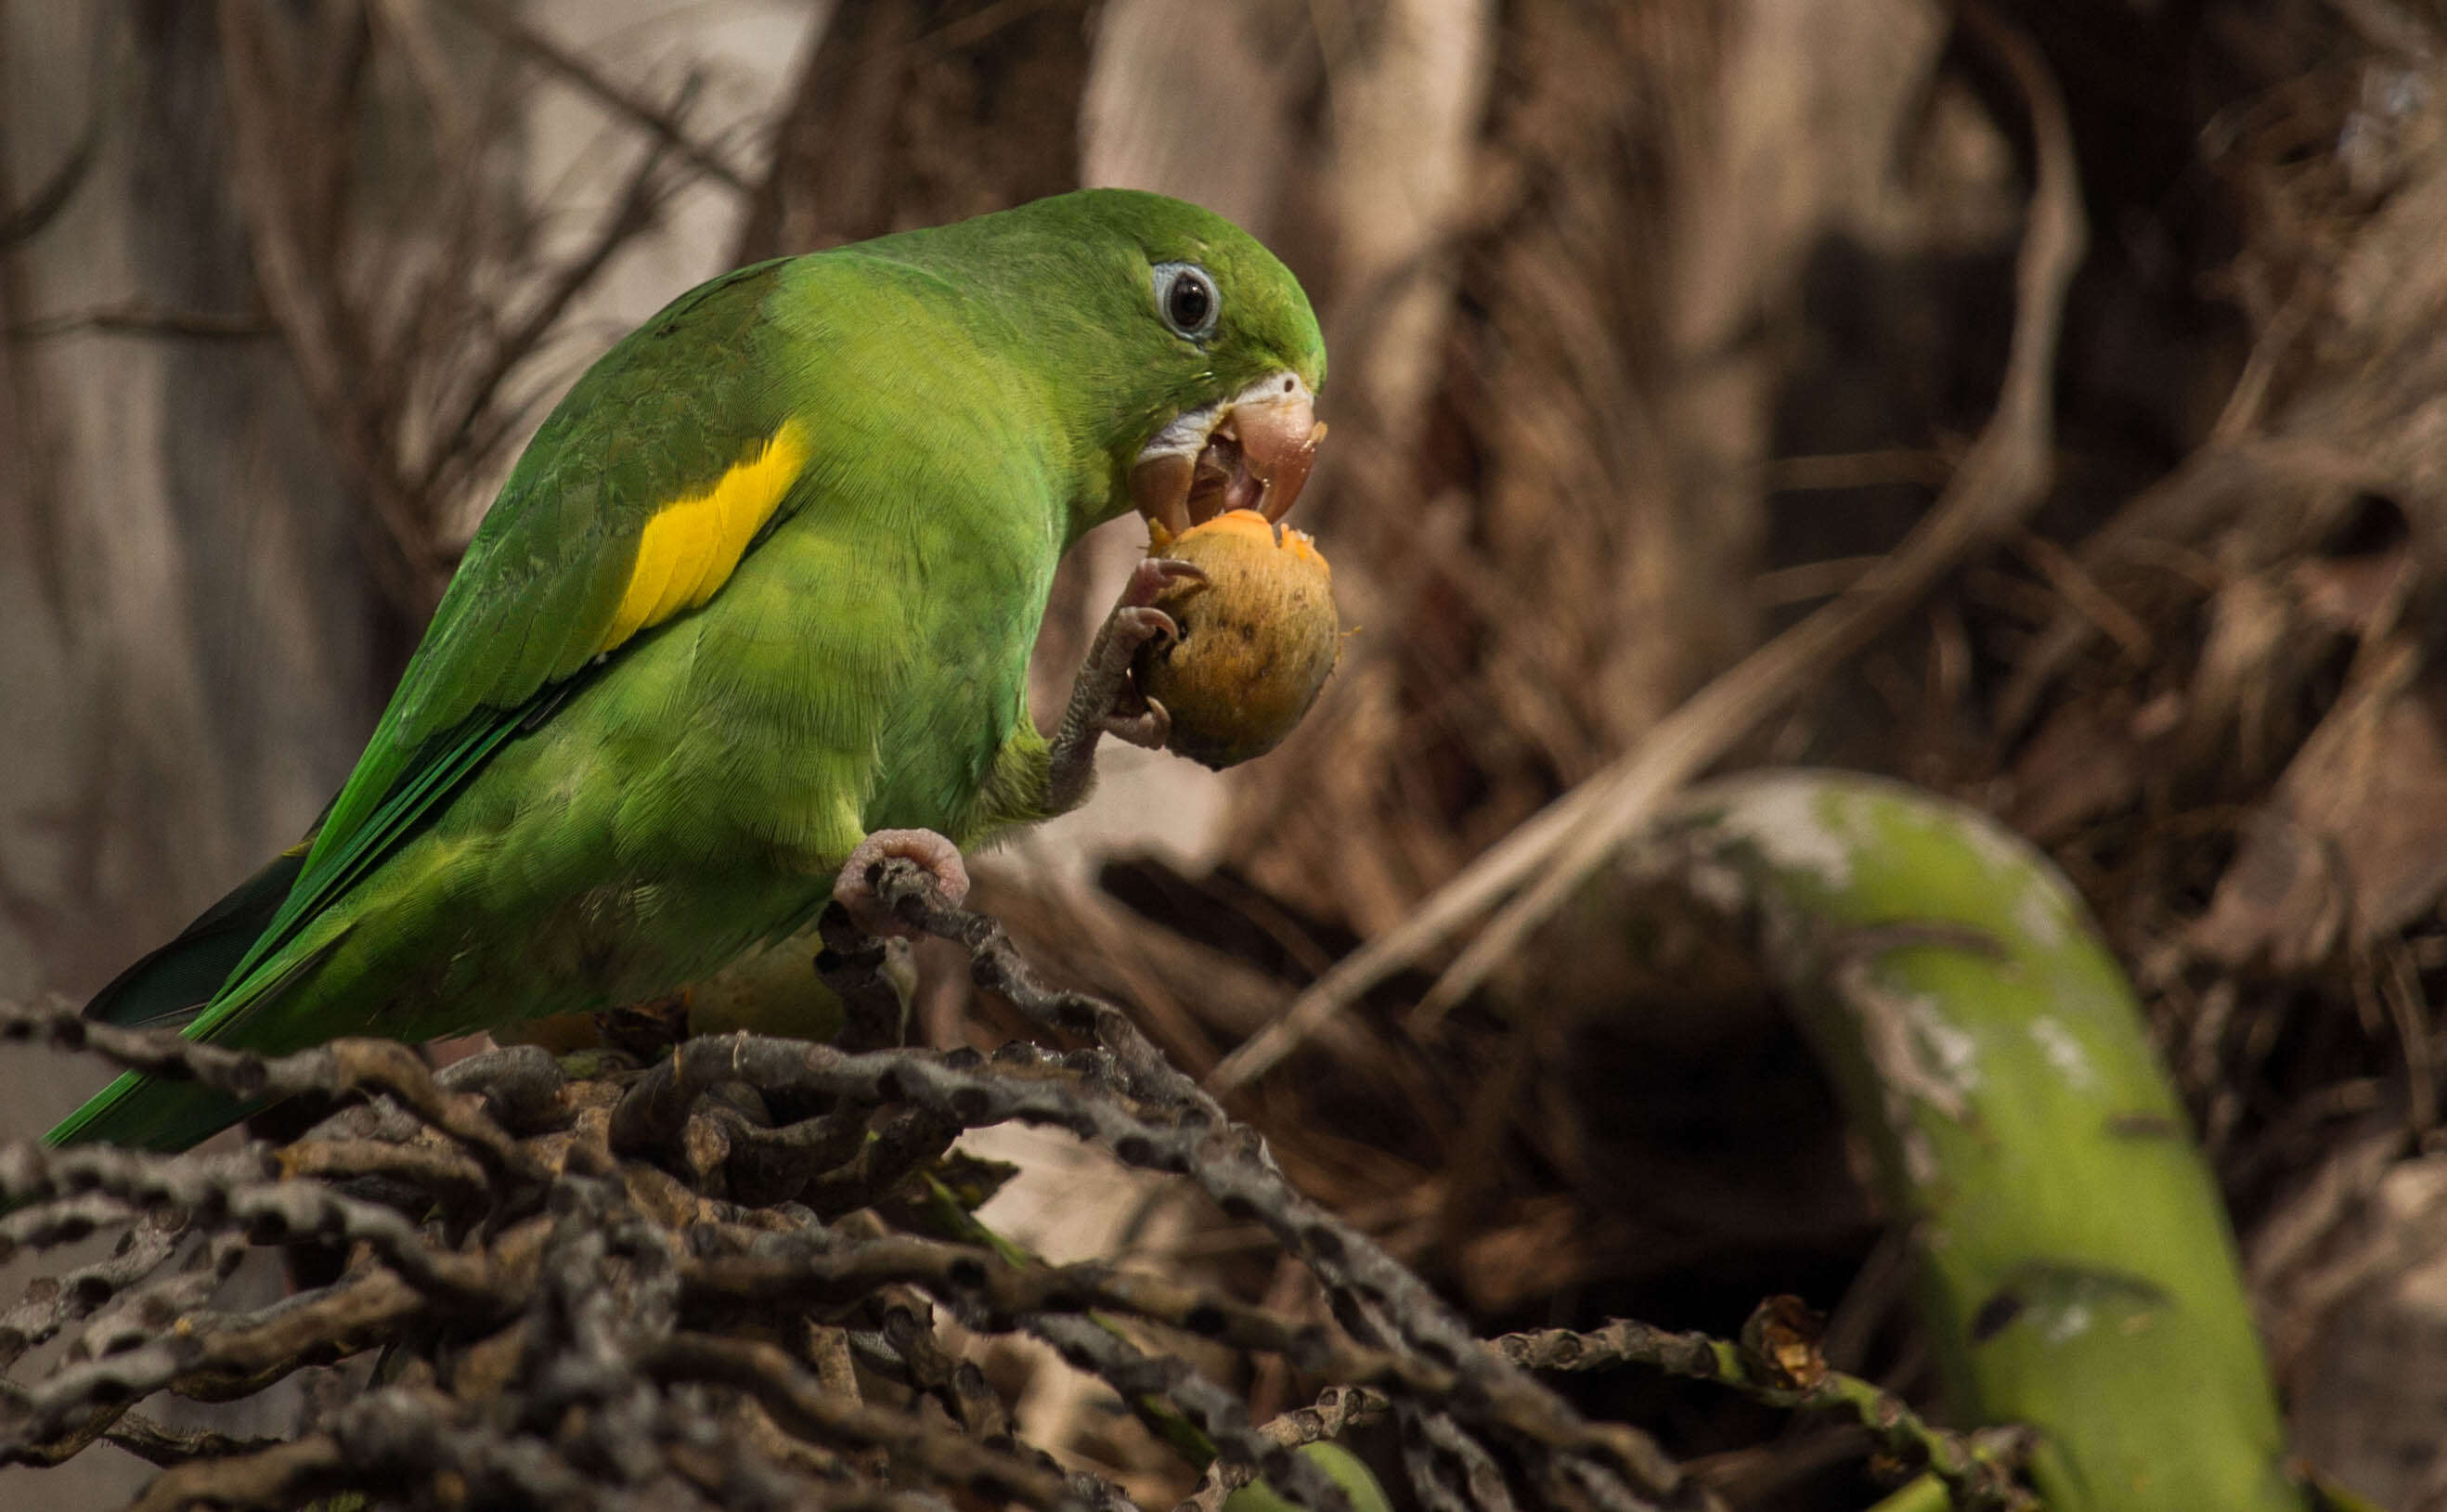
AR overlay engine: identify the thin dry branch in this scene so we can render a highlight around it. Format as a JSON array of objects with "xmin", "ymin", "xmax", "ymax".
[
  {"xmin": 420, "ymin": 71, "xmax": 705, "ymax": 500},
  {"xmin": 434, "ymin": 0, "xmax": 757, "ymax": 191},
  {"xmin": 216, "ymin": 0, "xmax": 439, "ymax": 606},
  {"xmin": 0, "ymin": 61, "xmax": 104, "ymax": 249},
  {"xmin": 1176, "ymin": 1385, "xmax": 1394, "ymax": 1510},
  {"xmin": 1494, "ymin": 1319, "xmax": 2037, "ymax": 1512},
  {"xmin": 646, "ymin": 1334, "xmax": 1076, "ymax": 1511},
  {"xmin": 5, "ymin": 303, "xmax": 275, "ymax": 341},
  {"xmin": 0, "ymin": 1002, "xmax": 549, "ymax": 1188}
]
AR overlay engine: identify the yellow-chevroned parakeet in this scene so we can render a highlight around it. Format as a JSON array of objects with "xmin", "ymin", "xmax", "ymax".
[{"xmin": 48, "ymin": 189, "xmax": 1326, "ymax": 1153}]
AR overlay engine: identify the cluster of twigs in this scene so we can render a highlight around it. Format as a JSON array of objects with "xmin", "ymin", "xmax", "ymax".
[
  {"xmin": 0, "ymin": 867, "xmax": 2026, "ymax": 1509},
  {"xmin": 0, "ymin": 868, "xmax": 2029, "ymax": 1511}
]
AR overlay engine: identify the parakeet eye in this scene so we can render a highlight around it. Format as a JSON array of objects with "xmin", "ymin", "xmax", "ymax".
[{"xmin": 1153, "ymin": 263, "xmax": 1220, "ymax": 339}]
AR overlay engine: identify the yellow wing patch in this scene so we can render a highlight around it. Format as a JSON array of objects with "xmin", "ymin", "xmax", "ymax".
[{"xmin": 595, "ymin": 420, "xmax": 811, "ymax": 656}]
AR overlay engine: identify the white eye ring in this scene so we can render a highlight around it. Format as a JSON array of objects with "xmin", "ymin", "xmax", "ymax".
[{"xmin": 1152, "ymin": 262, "xmax": 1221, "ymax": 340}]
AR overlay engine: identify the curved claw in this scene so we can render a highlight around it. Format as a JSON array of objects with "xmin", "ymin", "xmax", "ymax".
[
  {"xmin": 1094, "ymin": 565, "xmax": 1199, "ymax": 746},
  {"xmin": 1100, "ymin": 695, "xmax": 1172, "ymax": 751},
  {"xmin": 1126, "ymin": 555, "xmax": 1207, "ymax": 610},
  {"xmin": 1110, "ymin": 603, "xmax": 1181, "ymax": 653}
]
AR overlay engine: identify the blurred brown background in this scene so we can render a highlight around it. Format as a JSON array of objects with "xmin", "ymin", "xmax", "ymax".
[{"xmin": 7, "ymin": 0, "xmax": 2447, "ymax": 1506}]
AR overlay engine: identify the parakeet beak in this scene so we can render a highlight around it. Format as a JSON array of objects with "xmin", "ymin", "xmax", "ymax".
[{"xmin": 1131, "ymin": 374, "xmax": 1326, "ymax": 538}]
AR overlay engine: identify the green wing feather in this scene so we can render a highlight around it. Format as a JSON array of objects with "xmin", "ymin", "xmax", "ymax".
[
  {"xmin": 222, "ymin": 260, "xmax": 801, "ymax": 1002},
  {"xmin": 53, "ymin": 260, "xmax": 807, "ymax": 1148},
  {"xmin": 279, "ymin": 260, "xmax": 797, "ymax": 931}
]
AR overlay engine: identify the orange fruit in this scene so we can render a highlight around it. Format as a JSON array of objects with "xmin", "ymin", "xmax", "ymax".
[{"xmin": 1137, "ymin": 510, "xmax": 1340, "ymax": 769}]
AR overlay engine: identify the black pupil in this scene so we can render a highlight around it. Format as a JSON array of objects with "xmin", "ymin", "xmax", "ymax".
[{"xmin": 1170, "ymin": 274, "xmax": 1211, "ymax": 330}]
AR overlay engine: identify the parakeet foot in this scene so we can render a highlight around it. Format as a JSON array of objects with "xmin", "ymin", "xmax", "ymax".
[
  {"xmin": 834, "ymin": 828, "xmax": 971, "ymax": 938},
  {"xmin": 1088, "ymin": 559, "xmax": 1208, "ymax": 743},
  {"xmin": 1047, "ymin": 557, "xmax": 1207, "ymax": 811}
]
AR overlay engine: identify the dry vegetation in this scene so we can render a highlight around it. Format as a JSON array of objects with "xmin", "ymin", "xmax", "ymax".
[{"xmin": 8, "ymin": 0, "xmax": 2447, "ymax": 1507}]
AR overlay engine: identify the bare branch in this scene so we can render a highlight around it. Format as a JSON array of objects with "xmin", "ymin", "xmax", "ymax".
[{"xmin": 434, "ymin": 0, "xmax": 756, "ymax": 191}]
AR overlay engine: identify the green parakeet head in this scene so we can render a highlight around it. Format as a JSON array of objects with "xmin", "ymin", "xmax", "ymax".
[{"xmin": 860, "ymin": 188, "xmax": 1329, "ymax": 538}]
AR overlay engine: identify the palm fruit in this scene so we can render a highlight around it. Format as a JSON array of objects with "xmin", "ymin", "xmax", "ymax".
[{"xmin": 1136, "ymin": 509, "xmax": 1340, "ymax": 769}]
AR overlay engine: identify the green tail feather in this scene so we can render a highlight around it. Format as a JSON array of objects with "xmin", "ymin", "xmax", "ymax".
[
  {"xmin": 82, "ymin": 848, "xmax": 306, "ymax": 1029},
  {"xmin": 46, "ymin": 911, "xmax": 337, "ymax": 1154},
  {"xmin": 40, "ymin": 1066, "xmax": 266, "ymax": 1155},
  {"xmin": 46, "ymin": 696, "xmax": 550, "ymax": 1154},
  {"xmin": 41, "ymin": 848, "xmax": 305, "ymax": 1151}
]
